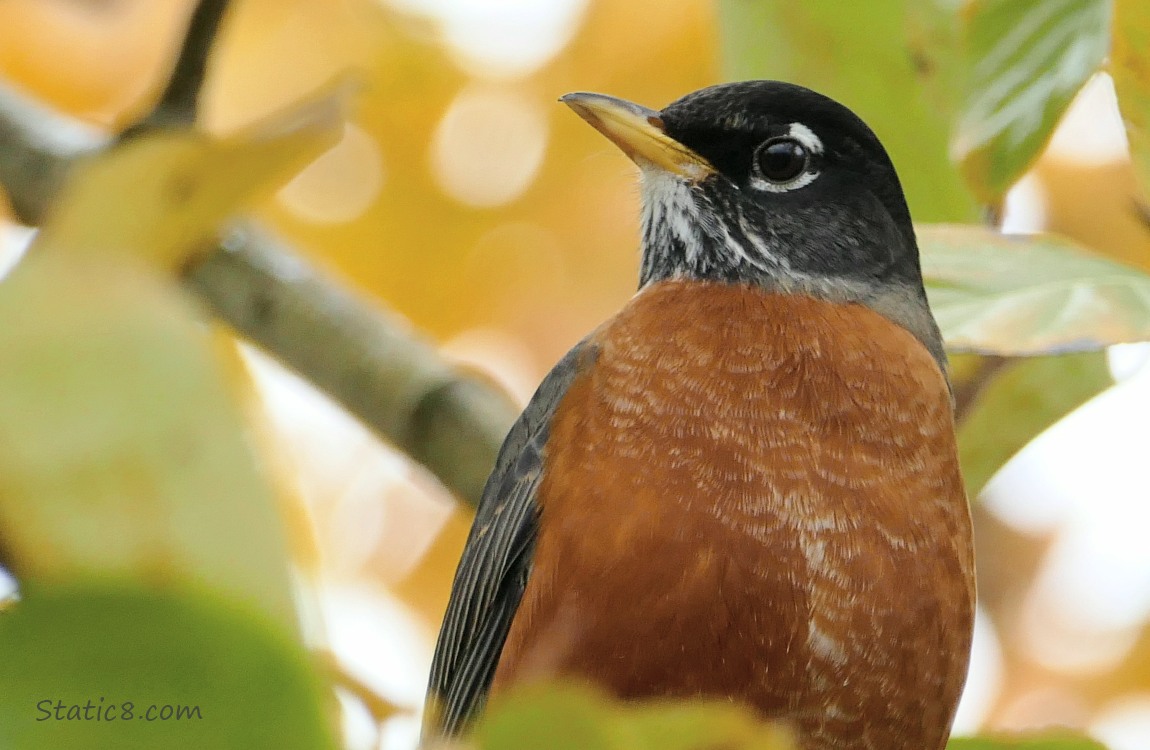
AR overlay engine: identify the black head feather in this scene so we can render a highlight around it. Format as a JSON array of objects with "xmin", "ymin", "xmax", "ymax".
[{"xmin": 638, "ymin": 80, "xmax": 944, "ymax": 373}]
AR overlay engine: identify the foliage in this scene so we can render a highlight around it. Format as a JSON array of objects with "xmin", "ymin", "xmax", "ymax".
[
  {"xmin": 1111, "ymin": 0, "xmax": 1150, "ymax": 196},
  {"xmin": 0, "ymin": 0, "xmax": 1149, "ymax": 748},
  {"xmin": 0, "ymin": 585, "xmax": 336, "ymax": 750},
  {"xmin": 0, "ymin": 82, "xmax": 343, "ymax": 746},
  {"xmin": 920, "ymin": 225, "xmax": 1150, "ymax": 355},
  {"xmin": 955, "ymin": 352, "xmax": 1112, "ymax": 496},
  {"xmin": 954, "ymin": 0, "xmax": 1111, "ymax": 203},
  {"xmin": 475, "ymin": 684, "xmax": 794, "ymax": 750},
  {"xmin": 949, "ymin": 735, "xmax": 1110, "ymax": 750}
]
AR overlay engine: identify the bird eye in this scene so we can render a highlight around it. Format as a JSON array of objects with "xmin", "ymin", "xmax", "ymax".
[{"xmin": 755, "ymin": 138, "xmax": 810, "ymax": 184}]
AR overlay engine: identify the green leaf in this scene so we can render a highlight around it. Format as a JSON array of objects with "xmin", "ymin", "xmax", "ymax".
[
  {"xmin": 949, "ymin": 732, "xmax": 1109, "ymax": 750},
  {"xmin": 1112, "ymin": 0, "xmax": 1150, "ymax": 197},
  {"xmin": 476, "ymin": 686, "xmax": 615, "ymax": 750},
  {"xmin": 919, "ymin": 224, "xmax": 1150, "ymax": 355},
  {"xmin": 716, "ymin": 0, "xmax": 977, "ymax": 222},
  {"xmin": 477, "ymin": 683, "xmax": 795, "ymax": 750},
  {"xmin": 0, "ymin": 584, "xmax": 337, "ymax": 750},
  {"xmin": 955, "ymin": 0, "xmax": 1110, "ymax": 202},
  {"xmin": 956, "ymin": 351, "xmax": 1111, "ymax": 496}
]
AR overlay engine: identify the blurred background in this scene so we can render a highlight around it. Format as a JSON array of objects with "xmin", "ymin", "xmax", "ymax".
[{"xmin": 1, "ymin": 1, "xmax": 1149, "ymax": 749}]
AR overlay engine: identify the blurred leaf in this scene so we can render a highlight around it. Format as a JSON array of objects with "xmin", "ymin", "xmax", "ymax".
[
  {"xmin": 34, "ymin": 81, "xmax": 345, "ymax": 272},
  {"xmin": 920, "ymin": 224, "xmax": 1150, "ymax": 355},
  {"xmin": 717, "ymin": 0, "xmax": 977, "ymax": 222},
  {"xmin": 0, "ymin": 584, "xmax": 337, "ymax": 750},
  {"xmin": 949, "ymin": 733, "xmax": 1109, "ymax": 750},
  {"xmin": 476, "ymin": 685, "xmax": 613, "ymax": 750},
  {"xmin": 957, "ymin": 351, "xmax": 1111, "ymax": 496},
  {"xmin": 0, "ymin": 251, "xmax": 297, "ymax": 631},
  {"xmin": 477, "ymin": 684, "xmax": 795, "ymax": 750},
  {"xmin": 1112, "ymin": 0, "xmax": 1150, "ymax": 197},
  {"xmin": 954, "ymin": 0, "xmax": 1109, "ymax": 202}
]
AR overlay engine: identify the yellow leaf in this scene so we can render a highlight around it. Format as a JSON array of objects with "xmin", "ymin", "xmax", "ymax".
[
  {"xmin": 1112, "ymin": 0, "xmax": 1150, "ymax": 198},
  {"xmin": 33, "ymin": 81, "xmax": 347, "ymax": 273}
]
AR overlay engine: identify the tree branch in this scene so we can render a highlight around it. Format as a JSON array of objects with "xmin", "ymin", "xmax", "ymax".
[
  {"xmin": 952, "ymin": 355, "xmax": 1010, "ymax": 426},
  {"xmin": 122, "ymin": 0, "xmax": 233, "ymax": 137},
  {"xmin": 0, "ymin": 84, "xmax": 107, "ymax": 224},
  {"xmin": 189, "ymin": 226, "xmax": 516, "ymax": 505},
  {"xmin": 1135, "ymin": 199, "xmax": 1150, "ymax": 233},
  {"xmin": 0, "ymin": 10, "xmax": 516, "ymax": 507}
]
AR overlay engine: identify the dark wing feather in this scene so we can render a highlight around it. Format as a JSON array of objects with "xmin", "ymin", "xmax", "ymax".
[{"xmin": 423, "ymin": 340, "xmax": 596, "ymax": 739}]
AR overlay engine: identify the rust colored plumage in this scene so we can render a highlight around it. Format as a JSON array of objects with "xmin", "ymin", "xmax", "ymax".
[
  {"xmin": 491, "ymin": 281, "xmax": 975, "ymax": 750},
  {"xmin": 425, "ymin": 81, "xmax": 975, "ymax": 749}
]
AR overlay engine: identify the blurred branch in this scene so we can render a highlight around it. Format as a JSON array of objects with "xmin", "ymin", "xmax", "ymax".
[
  {"xmin": 0, "ymin": 84, "xmax": 107, "ymax": 223},
  {"xmin": 189, "ymin": 227, "xmax": 516, "ymax": 505},
  {"xmin": 122, "ymin": 0, "xmax": 232, "ymax": 137},
  {"xmin": 1136, "ymin": 199, "xmax": 1150, "ymax": 233},
  {"xmin": 952, "ymin": 354, "xmax": 1009, "ymax": 426},
  {"xmin": 0, "ymin": 6, "xmax": 516, "ymax": 507}
]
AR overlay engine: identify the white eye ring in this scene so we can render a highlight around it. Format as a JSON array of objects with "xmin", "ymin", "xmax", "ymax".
[
  {"xmin": 787, "ymin": 122, "xmax": 824, "ymax": 154},
  {"xmin": 749, "ymin": 122, "xmax": 823, "ymax": 193},
  {"xmin": 749, "ymin": 167, "xmax": 819, "ymax": 193},
  {"xmin": 750, "ymin": 136, "xmax": 819, "ymax": 193}
]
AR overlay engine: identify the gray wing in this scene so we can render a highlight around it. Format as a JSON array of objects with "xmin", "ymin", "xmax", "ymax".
[{"xmin": 423, "ymin": 340, "xmax": 597, "ymax": 739}]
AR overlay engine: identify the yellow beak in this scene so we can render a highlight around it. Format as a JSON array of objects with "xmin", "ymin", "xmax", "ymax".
[{"xmin": 560, "ymin": 92, "xmax": 715, "ymax": 180}]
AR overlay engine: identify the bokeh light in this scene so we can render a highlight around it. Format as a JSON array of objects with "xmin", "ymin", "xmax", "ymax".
[
  {"xmin": 385, "ymin": 0, "xmax": 589, "ymax": 78},
  {"xmin": 431, "ymin": 84, "xmax": 548, "ymax": 208},
  {"xmin": 279, "ymin": 122, "xmax": 386, "ymax": 225},
  {"xmin": 1093, "ymin": 695, "xmax": 1150, "ymax": 750}
]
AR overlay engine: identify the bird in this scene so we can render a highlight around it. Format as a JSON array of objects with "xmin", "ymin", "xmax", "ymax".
[{"xmin": 422, "ymin": 80, "xmax": 976, "ymax": 750}]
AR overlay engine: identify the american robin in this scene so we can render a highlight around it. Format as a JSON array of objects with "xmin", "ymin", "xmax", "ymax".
[{"xmin": 423, "ymin": 81, "xmax": 975, "ymax": 750}]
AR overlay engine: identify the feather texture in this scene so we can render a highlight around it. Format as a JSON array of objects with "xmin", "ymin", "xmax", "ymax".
[
  {"xmin": 423, "ymin": 342, "xmax": 597, "ymax": 737},
  {"xmin": 488, "ymin": 281, "xmax": 974, "ymax": 750}
]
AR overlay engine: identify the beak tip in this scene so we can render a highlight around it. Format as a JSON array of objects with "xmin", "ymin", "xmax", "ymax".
[
  {"xmin": 558, "ymin": 92, "xmax": 593, "ymax": 113},
  {"xmin": 557, "ymin": 90, "xmax": 714, "ymax": 179}
]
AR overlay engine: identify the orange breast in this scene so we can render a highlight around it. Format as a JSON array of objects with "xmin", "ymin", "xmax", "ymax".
[{"xmin": 491, "ymin": 280, "xmax": 975, "ymax": 750}]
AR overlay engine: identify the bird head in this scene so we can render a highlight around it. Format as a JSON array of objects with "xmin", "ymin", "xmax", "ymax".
[{"xmin": 562, "ymin": 80, "xmax": 945, "ymax": 374}]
